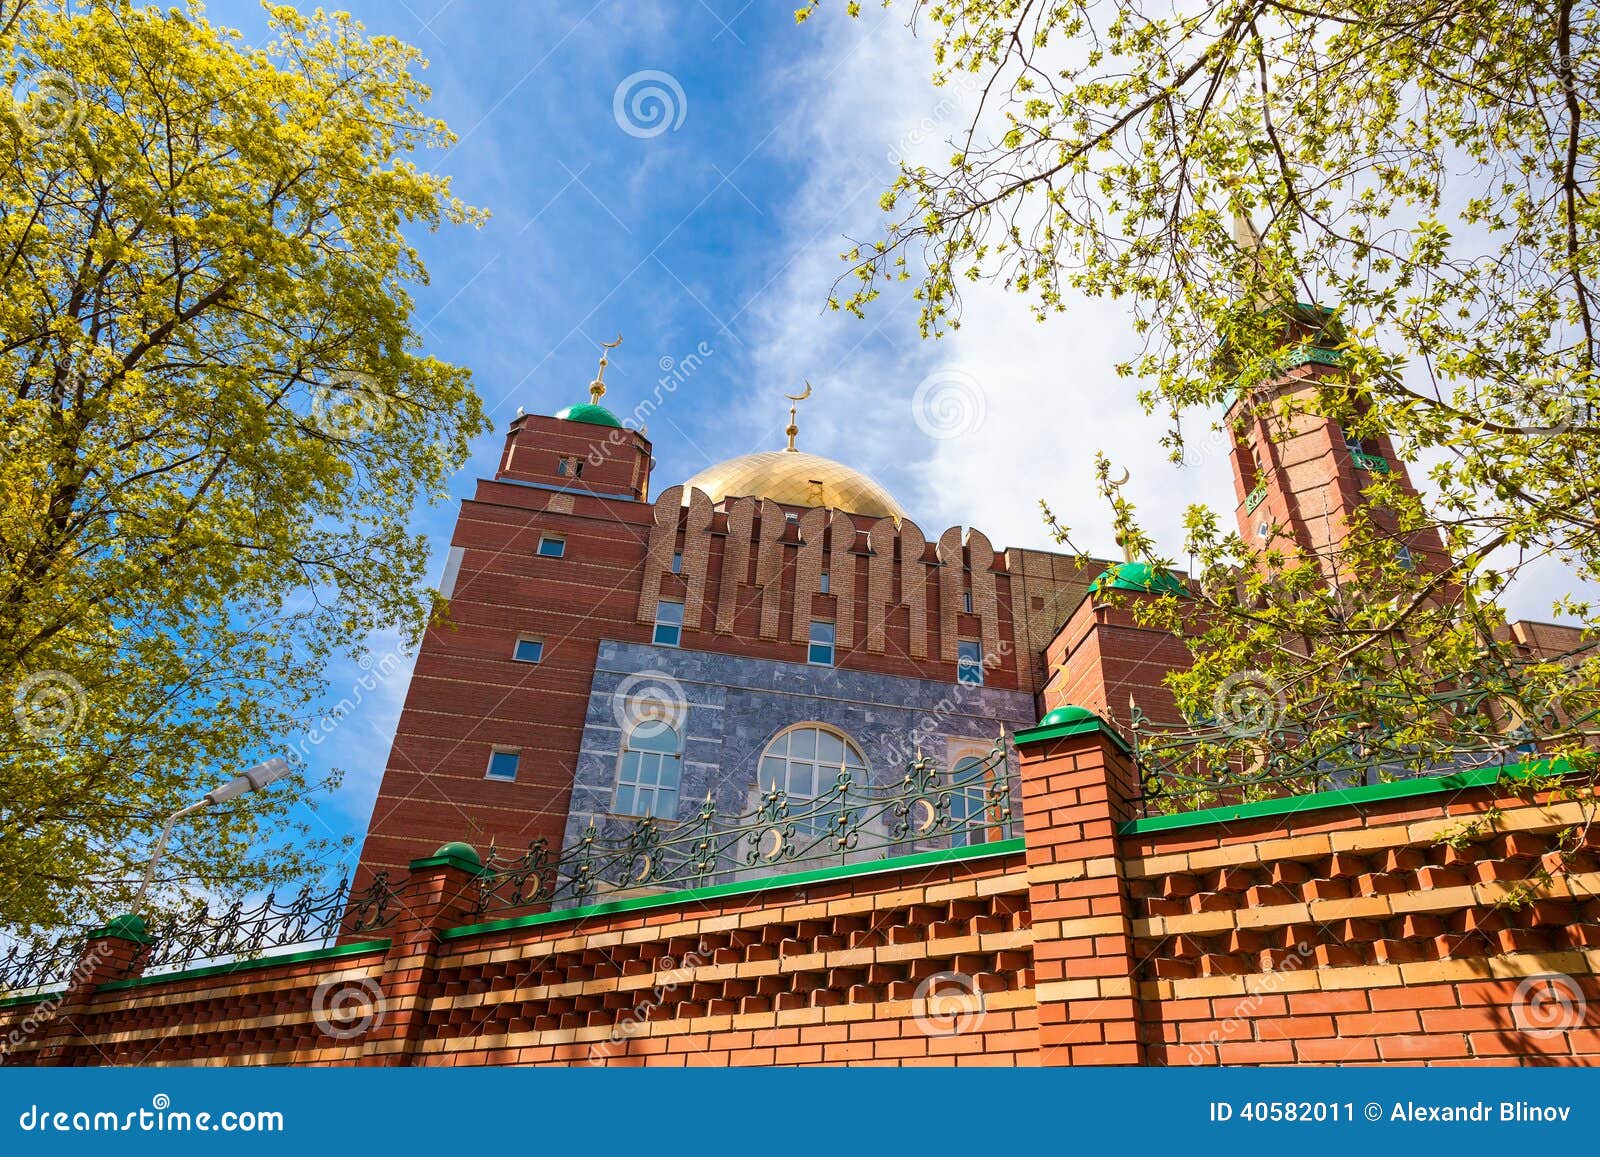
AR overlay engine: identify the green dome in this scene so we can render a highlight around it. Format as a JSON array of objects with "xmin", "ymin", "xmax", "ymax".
[
  {"xmin": 554, "ymin": 402, "xmax": 622, "ymax": 428},
  {"xmin": 97, "ymin": 913, "xmax": 150, "ymax": 941},
  {"xmin": 1039, "ymin": 705, "xmax": 1097, "ymax": 728},
  {"xmin": 1088, "ymin": 561, "xmax": 1190, "ymax": 598},
  {"xmin": 433, "ymin": 841, "xmax": 482, "ymax": 867}
]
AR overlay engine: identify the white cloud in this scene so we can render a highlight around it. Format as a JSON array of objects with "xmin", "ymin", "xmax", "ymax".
[{"xmin": 742, "ymin": 9, "xmax": 1591, "ymax": 625}]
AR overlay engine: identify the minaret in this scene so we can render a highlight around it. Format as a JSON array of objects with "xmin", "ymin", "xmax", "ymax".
[
  {"xmin": 496, "ymin": 334, "xmax": 653, "ymax": 500},
  {"xmin": 1222, "ymin": 218, "xmax": 1450, "ymax": 588}
]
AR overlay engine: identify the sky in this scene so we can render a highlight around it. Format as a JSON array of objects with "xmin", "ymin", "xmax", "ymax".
[{"xmin": 196, "ymin": 0, "xmax": 1588, "ymax": 881}]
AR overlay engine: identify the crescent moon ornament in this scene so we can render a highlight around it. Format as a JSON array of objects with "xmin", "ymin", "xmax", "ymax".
[
  {"xmin": 588, "ymin": 333, "xmax": 623, "ymax": 403},
  {"xmin": 783, "ymin": 381, "xmax": 812, "ymax": 451},
  {"xmin": 1108, "ymin": 466, "xmax": 1131, "ymax": 488}
]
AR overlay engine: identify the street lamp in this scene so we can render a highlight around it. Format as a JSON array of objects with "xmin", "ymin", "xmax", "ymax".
[{"xmin": 133, "ymin": 758, "xmax": 292, "ymax": 909}]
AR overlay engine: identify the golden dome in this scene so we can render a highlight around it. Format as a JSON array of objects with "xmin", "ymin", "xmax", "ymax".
[{"xmin": 681, "ymin": 450, "xmax": 904, "ymax": 520}]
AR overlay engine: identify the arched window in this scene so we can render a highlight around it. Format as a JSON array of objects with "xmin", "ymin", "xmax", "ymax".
[
  {"xmin": 612, "ymin": 720, "xmax": 682, "ymax": 819},
  {"xmin": 949, "ymin": 755, "xmax": 994, "ymax": 848},
  {"xmin": 758, "ymin": 725, "xmax": 867, "ymax": 837}
]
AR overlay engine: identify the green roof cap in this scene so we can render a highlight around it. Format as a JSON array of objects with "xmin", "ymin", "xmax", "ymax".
[
  {"xmin": 1039, "ymin": 705, "xmax": 1097, "ymax": 728},
  {"xmin": 433, "ymin": 841, "xmax": 482, "ymax": 867},
  {"xmin": 95, "ymin": 913, "xmax": 152, "ymax": 943},
  {"xmin": 1088, "ymin": 561, "xmax": 1190, "ymax": 598},
  {"xmin": 554, "ymin": 402, "xmax": 622, "ymax": 428}
]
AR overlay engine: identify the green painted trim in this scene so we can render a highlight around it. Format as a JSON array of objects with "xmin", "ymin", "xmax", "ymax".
[
  {"xmin": 1119, "ymin": 757, "xmax": 1573, "ymax": 835},
  {"xmin": 1350, "ymin": 450, "xmax": 1390, "ymax": 474},
  {"xmin": 0, "ymin": 989, "xmax": 61, "ymax": 1009},
  {"xmin": 408, "ymin": 852, "xmax": 489, "ymax": 876},
  {"xmin": 1013, "ymin": 716, "xmax": 1135, "ymax": 756},
  {"xmin": 441, "ymin": 838, "xmax": 1027, "ymax": 943},
  {"xmin": 1244, "ymin": 482, "xmax": 1268, "ymax": 513},
  {"xmin": 95, "ymin": 938, "xmax": 390, "ymax": 992}
]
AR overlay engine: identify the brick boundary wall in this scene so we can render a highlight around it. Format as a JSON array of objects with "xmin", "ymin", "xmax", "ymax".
[{"xmin": 4, "ymin": 716, "xmax": 1597, "ymax": 1066}]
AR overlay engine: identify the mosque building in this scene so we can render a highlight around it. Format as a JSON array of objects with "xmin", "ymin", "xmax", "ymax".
[{"xmin": 350, "ymin": 331, "xmax": 1578, "ymax": 891}]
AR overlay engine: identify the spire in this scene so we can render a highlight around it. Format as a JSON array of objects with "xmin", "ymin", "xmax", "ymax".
[
  {"xmin": 783, "ymin": 381, "xmax": 812, "ymax": 452},
  {"xmin": 1233, "ymin": 211, "xmax": 1265, "ymax": 253},
  {"xmin": 589, "ymin": 333, "xmax": 622, "ymax": 405}
]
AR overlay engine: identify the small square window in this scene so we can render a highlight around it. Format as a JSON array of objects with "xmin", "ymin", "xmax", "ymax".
[
  {"xmin": 537, "ymin": 534, "xmax": 566, "ymax": 558},
  {"xmin": 785, "ymin": 512, "xmax": 799, "ymax": 525},
  {"xmin": 957, "ymin": 639, "xmax": 984, "ymax": 686},
  {"xmin": 513, "ymin": 636, "xmax": 544, "ymax": 663},
  {"xmin": 556, "ymin": 457, "xmax": 569, "ymax": 476},
  {"xmin": 962, "ymin": 591, "xmax": 974, "ymax": 614},
  {"xmin": 653, "ymin": 599, "xmax": 684, "ymax": 647},
  {"xmin": 1396, "ymin": 544, "xmax": 1415, "ymax": 571},
  {"xmin": 485, "ymin": 749, "xmax": 520, "ymax": 781},
  {"xmin": 671, "ymin": 551, "xmax": 683, "ymax": 574},
  {"xmin": 819, "ymin": 570, "xmax": 830, "ymax": 594},
  {"xmin": 808, "ymin": 620, "xmax": 835, "ymax": 666}
]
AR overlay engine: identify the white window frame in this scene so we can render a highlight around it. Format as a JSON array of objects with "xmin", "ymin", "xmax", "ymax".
[
  {"xmin": 611, "ymin": 721, "xmax": 684, "ymax": 820},
  {"xmin": 808, "ymin": 620, "xmax": 835, "ymax": 666},
  {"xmin": 653, "ymin": 598, "xmax": 684, "ymax": 647},
  {"xmin": 537, "ymin": 533, "xmax": 566, "ymax": 558},
  {"xmin": 512, "ymin": 635, "xmax": 544, "ymax": 663},
  {"xmin": 957, "ymin": 639, "xmax": 984, "ymax": 685},
  {"xmin": 485, "ymin": 747, "xmax": 521, "ymax": 781}
]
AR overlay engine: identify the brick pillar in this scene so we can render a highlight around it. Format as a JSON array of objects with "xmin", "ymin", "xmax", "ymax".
[
  {"xmin": 31, "ymin": 915, "xmax": 152, "ymax": 1066},
  {"xmin": 357, "ymin": 841, "xmax": 484, "ymax": 1066},
  {"xmin": 1013, "ymin": 707, "xmax": 1145, "ymax": 1065}
]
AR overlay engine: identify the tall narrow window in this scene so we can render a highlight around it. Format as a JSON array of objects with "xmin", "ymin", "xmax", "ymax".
[
  {"xmin": 808, "ymin": 620, "xmax": 835, "ymax": 666},
  {"xmin": 653, "ymin": 599, "xmax": 684, "ymax": 647},
  {"xmin": 485, "ymin": 749, "xmax": 520, "ymax": 782},
  {"xmin": 819, "ymin": 570, "xmax": 830, "ymax": 594},
  {"xmin": 512, "ymin": 636, "xmax": 544, "ymax": 663},
  {"xmin": 949, "ymin": 756, "xmax": 992, "ymax": 847},
  {"xmin": 613, "ymin": 721, "xmax": 682, "ymax": 819},
  {"xmin": 962, "ymin": 590, "xmax": 974, "ymax": 614},
  {"xmin": 957, "ymin": 639, "xmax": 984, "ymax": 685},
  {"xmin": 537, "ymin": 534, "xmax": 566, "ymax": 558},
  {"xmin": 671, "ymin": 551, "xmax": 683, "ymax": 574}
]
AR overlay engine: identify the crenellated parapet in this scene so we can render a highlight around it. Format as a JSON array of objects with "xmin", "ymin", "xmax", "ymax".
[{"xmin": 635, "ymin": 486, "xmax": 1028, "ymax": 682}]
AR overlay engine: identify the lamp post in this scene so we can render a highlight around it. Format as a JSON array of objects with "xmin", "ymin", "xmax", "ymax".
[{"xmin": 133, "ymin": 757, "xmax": 292, "ymax": 910}]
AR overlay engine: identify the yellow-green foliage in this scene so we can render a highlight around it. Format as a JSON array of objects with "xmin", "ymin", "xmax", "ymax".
[{"xmin": 0, "ymin": 2, "xmax": 488, "ymax": 928}]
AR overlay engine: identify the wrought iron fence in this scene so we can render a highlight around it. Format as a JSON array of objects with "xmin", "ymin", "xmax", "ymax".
[
  {"xmin": 476, "ymin": 738, "xmax": 1015, "ymax": 915},
  {"xmin": 0, "ymin": 873, "xmax": 397, "ymax": 997},
  {"xmin": 1130, "ymin": 650, "xmax": 1600, "ymax": 816}
]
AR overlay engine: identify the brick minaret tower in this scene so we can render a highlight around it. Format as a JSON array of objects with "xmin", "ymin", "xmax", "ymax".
[{"xmin": 1221, "ymin": 224, "xmax": 1449, "ymax": 589}]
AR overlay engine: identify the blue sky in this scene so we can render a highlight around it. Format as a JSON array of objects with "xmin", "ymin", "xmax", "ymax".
[{"xmin": 198, "ymin": 1, "xmax": 1588, "ymax": 880}]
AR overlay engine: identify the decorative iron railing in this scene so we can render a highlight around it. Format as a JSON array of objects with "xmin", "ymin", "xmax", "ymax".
[
  {"xmin": 1130, "ymin": 650, "xmax": 1600, "ymax": 816},
  {"xmin": 476, "ymin": 738, "xmax": 1015, "ymax": 915},
  {"xmin": 0, "ymin": 874, "xmax": 397, "ymax": 998}
]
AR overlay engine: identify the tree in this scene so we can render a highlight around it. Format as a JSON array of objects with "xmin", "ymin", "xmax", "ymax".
[
  {"xmin": 0, "ymin": 1, "xmax": 488, "ymax": 929},
  {"xmin": 802, "ymin": 0, "xmax": 1600, "ymax": 796}
]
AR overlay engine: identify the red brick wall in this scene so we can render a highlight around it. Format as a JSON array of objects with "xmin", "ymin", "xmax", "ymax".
[
  {"xmin": 2, "ymin": 851, "xmax": 1036, "ymax": 1068},
  {"xmin": 9, "ymin": 735, "xmax": 1599, "ymax": 1066}
]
